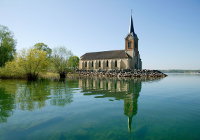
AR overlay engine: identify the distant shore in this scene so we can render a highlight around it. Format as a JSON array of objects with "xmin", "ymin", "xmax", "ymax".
[{"xmin": 160, "ymin": 70, "xmax": 200, "ymax": 74}]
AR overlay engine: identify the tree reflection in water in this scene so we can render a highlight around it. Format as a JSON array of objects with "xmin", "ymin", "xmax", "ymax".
[
  {"xmin": 50, "ymin": 79, "xmax": 73, "ymax": 106},
  {"xmin": 15, "ymin": 80, "xmax": 74, "ymax": 109},
  {"xmin": 0, "ymin": 77, "xmax": 161, "ymax": 128},
  {"xmin": 0, "ymin": 79, "xmax": 74, "ymax": 123},
  {"xmin": 0, "ymin": 87, "xmax": 15, "ymax": 123},
  {"xmin": 15, "ymin": 80, "xmax": 51, "ymax": 110},
  {"xmin": 79, "ymin": 77, "xmax": 161, "ymax": 132}
]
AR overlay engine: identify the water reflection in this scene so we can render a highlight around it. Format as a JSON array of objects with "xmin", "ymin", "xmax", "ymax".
[
  {"xmin": 50, "ymin": 80, "xmax": 73, "ymax": 106},
  {"xmin": 0, "ymin": 80, "xmax": 74, "ymax": 123},
  {"xmin": 15, "ymin": 81, "xmax": 51, "ymax": 110},
  {"xmin": 0, "ymin": 77, "xmax": 161, "ymax": 129},
  {"xmin": 1, "ymin": 76, "xmax": 200, "ymax": 139},
  {"xmin": 0, "ymin": 87, "xmax": 15, "ymax": 123},
  {"xmin": 79, "ymin": 77, "xmax": 160, "ymax": 132}
]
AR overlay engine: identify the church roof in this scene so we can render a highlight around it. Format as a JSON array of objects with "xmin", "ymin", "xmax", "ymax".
[
  {"xmin": 128, "ymin": 15, "xmax": 138, "ymax": 38},
  {"xmin": 80, "ymin": 50, "xmax": 131, "ymax": 60},
  {"xmin": 129, "ymin": 15, "xmax": 135, "ymax": 34}
]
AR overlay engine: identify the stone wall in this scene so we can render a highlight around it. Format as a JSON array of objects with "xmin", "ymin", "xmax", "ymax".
[
  {"xmin": 79, "ymin": 58, "xmax": 131, "ymax": 70},
  {"xmin": 77, "ymin": 69, "xmax": 167, "ymax": 78}
]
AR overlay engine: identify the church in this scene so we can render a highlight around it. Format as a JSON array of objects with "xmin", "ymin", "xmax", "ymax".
[{"xmin": 79, "ymin": 15, "xmax": 142, "ymax": 70}]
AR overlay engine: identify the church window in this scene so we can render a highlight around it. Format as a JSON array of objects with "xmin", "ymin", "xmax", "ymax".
[
  {"xmin": 91, "ymin": 61, "xmax": 93, "ymax": 67},
  {"xmin": 106, "ymin": 60, "xmax": 109, "ymax": 67},
  {"xmin": 99, "ymin": 61, "xmax": 101, "ymax": 67},
  {"xmin": 85, "ymin": 62, "xmax": 87, "ymax": 67},
  {"xmin": 115, "ymin": 60, "xmax": 117, "ymax": 67},
  {"xmin": 128, "ymin": 41, "xmax": 131, "ymax": 49}
]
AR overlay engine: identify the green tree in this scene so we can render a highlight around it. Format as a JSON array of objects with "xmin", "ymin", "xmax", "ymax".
[
  {"xmin": 68, "ymin": 56, "xmax": 79, "ymax": 71},
  {"xmin": 18, "ymin": 48, "xmax": 49, "ymax": 80},
  {"xmin": 51, "ymin": 47, "xmax": 73, "ymax": 78},
  {"xmin": 0, "ymin": 57, "xmax": 25, "ymax": 78},
  {"xmin": 0, "ymin": 25, "xmax": 16, "ymax": 67},
  {"xmin": 33, "ymin": 42, "xmax": 52, "ymax": 57}
]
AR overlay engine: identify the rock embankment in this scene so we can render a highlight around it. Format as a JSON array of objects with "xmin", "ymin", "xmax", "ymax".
[{"xmin": 77, "ymin": 69, "xmax": 167, "ymax": 78}]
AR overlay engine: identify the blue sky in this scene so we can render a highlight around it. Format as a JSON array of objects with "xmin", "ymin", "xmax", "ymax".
[{"xmin": 0, "ymin": 0, "xmax": 200, "ymax": 69}]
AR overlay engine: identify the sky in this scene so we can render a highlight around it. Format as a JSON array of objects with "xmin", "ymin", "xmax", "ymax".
[{"xmin": 0, "ymin": 0, "xmax": 200, "ymax": 69}]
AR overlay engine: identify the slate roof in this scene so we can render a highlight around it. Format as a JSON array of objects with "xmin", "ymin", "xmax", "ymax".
[
  {"xmin": 129, "ymin": 15, "xmax": 138, "ymax": 38},
  {"xmin": 129, "ymin": 15, "xmax": 135, "ymax": 34},
  {"xmin": 80, "ymin": 50, "xmax": 131, "ymax": 60}
]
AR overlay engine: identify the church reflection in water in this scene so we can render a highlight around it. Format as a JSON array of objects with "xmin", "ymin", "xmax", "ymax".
[
  {"xmin": 78, "ymin": 78, "xmax": 143, "ymax": 132},
  {"xmin": 0, "ymin": 77, "xmax": 161, "ymax": 130}
]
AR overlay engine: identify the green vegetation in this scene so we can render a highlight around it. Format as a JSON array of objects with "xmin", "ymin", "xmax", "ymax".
[
  {"xmin": 51, "ymin": 47, "xmax": 73, "ymax": 78},
  {"xmin": 0, "ymin": 25, "xmax": 16, "ymax": 67},
  {"xmin": 17, "ymin": 48, "xmax": 50, "ymax": 80},
  {"xmin": 0, "ymin": 25, "xmax": 79, "ymax": 80},
  {"xmin": 68, "ymin": 56, "xmax": 80, "ymax": 71},
  {"xmin": 33, "ymin": 42, "xmax": 52, "ymax": 57}
]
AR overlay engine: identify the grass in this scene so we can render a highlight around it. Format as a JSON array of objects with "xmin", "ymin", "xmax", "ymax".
[
  {"xmin": 0, "ymin": 70, "xmax": 80, "ymax": 80},
  {"xmin": 39, "ymin": 72, "xmax": 60, "ymax": 80}
]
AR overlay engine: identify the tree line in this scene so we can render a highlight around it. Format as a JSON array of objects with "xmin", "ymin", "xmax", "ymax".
[{"xmin": 0, "ymin": 25, "xmax": 79, "ymax": 80}]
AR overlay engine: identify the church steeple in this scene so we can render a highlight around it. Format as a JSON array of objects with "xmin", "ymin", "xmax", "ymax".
[
  {"xmin": 129, "ymin": 15, "xmax": 135, "ymax": 35},
  {"xmin": 125, "ymin": 13, "xmax": 138, "ymax": 52}
]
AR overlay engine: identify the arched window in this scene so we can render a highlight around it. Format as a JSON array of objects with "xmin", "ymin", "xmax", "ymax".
[
  {"xmin": 99, "ymin": 61, "xmax": 101, "ymax": 67},
  {"xmin": 85, "ymin": 62, "xmax": 87, "ymax": 67},
  {"xmin": 106, "ymin": 60, "xmax": 109, "ymax": 67},
  {"xmin": 128, "ymin": 41, "xmax": 131, "ymax": 49},
  {"xmin": 115, "ymin": 60, "xmax": 117, "ymax": 67},
  {"xmin": 91, "ymin": 61, "xmax": 93, "ymax": 67}
]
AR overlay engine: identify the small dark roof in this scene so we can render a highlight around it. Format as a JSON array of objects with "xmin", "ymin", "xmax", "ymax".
[
  {"xmin": 129, "ymin": 15, "xmax": 135, "ymax": 34},
  {"xmin": 81, "ymin": 50, "xmax": 131, "ymax": 60},
  {"xmin": 129, "ymin": 15, "xmax": 137, "ymax": 38}
]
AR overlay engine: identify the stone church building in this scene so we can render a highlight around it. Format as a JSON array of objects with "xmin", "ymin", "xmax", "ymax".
[{"xmin": 79, "ymin": 15, "xmax": 142, "ymax": 70}]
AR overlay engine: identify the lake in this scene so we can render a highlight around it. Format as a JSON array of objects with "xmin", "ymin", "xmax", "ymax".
[{"xmin": 0, "ymin": 74, "xmax": 200, "ymax": 140}]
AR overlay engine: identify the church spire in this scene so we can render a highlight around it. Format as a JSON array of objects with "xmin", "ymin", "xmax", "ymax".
[{"xmin": 129, "ymin": 14, "xmax": 135, "ymax": 34}]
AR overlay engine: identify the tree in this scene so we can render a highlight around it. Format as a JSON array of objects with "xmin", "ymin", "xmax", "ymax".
[
  {"xmin": 18, "ymin": 48, "xmax": 49, "ymax": 80},
  {"xmin": 0, "ymin": 57, "xmax": 25, "ymax": 78},
  {"xmin": 68, "ymin": 56, "xmax": 79, "ymax": 71},
  {"xmin": 33, "ymin": 42, "xmax": 52, "ymax": 57},
  {"xmin": 0, "ymin": 25, "xmax": 16, "ymax": 67},
  {"xmin": 51, "ymin": 47, "xmax": 73, "ymax": 78}
]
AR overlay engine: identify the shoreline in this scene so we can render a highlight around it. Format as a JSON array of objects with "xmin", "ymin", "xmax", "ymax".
[
  {"xmin": 77, "ymin": 69, "xmax": 167, "ymax": 78},
  {"xmin": 0, "ymin": 69, "xmax": 167, "ymax": 80}
]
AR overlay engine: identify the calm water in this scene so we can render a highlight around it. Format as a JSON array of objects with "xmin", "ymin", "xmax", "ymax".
[{"xmin": 0, "ymin": 74, "xmax": 200, "ymax": 140}]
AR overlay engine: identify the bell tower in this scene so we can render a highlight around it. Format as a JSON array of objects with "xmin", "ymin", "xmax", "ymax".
[
  {"xmin": 125, "ymin": 14, "xmax": 138, "ymax": 55},
  {"xmin": 125, "ymin": 13, "xmax": 142, "ymax": 69}
]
